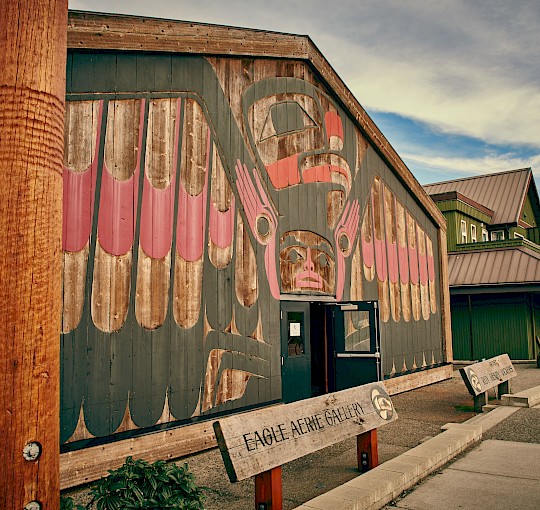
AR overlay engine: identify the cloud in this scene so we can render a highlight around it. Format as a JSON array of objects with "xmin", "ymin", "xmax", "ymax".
[
  {"xmin": 314, "ymin": 1, "xmax": 540, "ymax": 150},
  {"xmin": 70, "ymin": 0, "xmax": 540, "ymax": 180}
]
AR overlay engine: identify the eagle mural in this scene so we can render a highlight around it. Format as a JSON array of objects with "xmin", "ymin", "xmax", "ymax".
[{"xmin": 61, "ymin": 55, "xmax": 440, "ymax": 444}]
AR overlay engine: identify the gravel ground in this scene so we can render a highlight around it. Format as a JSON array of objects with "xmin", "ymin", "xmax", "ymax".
[
  {"xmin": 484, "ymin": 407, "xmax": 540, "ymax": 443},
  {"xmin": 63, "ymin": 363, "xmax": 540, "ymax": 510}
]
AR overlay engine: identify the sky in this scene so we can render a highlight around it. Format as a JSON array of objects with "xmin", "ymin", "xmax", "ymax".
[{"xmin": 69, "ymin": 0, "xmax": 540, "ymax": 185}]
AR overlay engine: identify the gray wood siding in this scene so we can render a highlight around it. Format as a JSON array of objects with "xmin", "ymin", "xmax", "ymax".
[{"xmin": 61, "ymin": 52, "xmax": 444, "ymax": 444}]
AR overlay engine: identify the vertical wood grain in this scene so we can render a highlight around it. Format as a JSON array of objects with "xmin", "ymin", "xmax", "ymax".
[
  {"xmin": 62, "ymin": 100, "xmax": 101, "ymax": 333},
  {"xmin": 93, "ymin": 99, "xmax": 143, "ymax": 332},
  {"xmin": 136, "ymin": 98, "xmax": 177, "ymax": 329},
  {"xmin": 406, "ymin": 211, "xmax": 421, "ymax": 322},
  {"xmin": 0, "ymin": 1, "xmax": 67, "ymax": 507},
  {"xmin": 235, "ymin": 213, "xmax": 259, "ymax": 307},
  {"xmin": 350, "ymin": 239, "xmax": 363, "ymax": 301},
  {"xmin": 62, "ymin": 247, "xmax": 89, "ymax": 334}
]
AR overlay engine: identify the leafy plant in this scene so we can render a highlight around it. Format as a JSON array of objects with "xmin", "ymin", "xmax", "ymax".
[
  {"xmin": 88, "ymin": 456, "xmax": 205, "ymax": 510},
  {"xmin": 60, "ymin": 496, "xmax": 86, "ymax": 510}
]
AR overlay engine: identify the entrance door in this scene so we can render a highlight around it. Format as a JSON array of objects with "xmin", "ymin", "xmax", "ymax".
[
  {"xmin": 280, "ymin": 301, "xmax": 311, "ymax": 403},
  {"xmin": 327, "ymin": 301, "xmax": 381, "ymax": 391}
]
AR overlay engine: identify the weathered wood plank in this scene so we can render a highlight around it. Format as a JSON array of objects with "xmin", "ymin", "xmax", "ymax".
[
  {"xmin": 67, "ymin": 12, "xmax": 309, "ymax": 58},
  {"xmin": 59, "ymin": 420, "xmax": 217, "ymax": 490},
  {"xmin": 459, "ymin": 354, "xmax": 516, "ymax": 396},
  {"xmin": 384, "ymin": 364, "xmax": 453, "ymax": 395},
  {"xmin": 234, "ymin": 213, "xmax": 258, "ymax": 308},
  {"xmin": 91, "ymin": 242, "xmax": 131, "ymax": 332},
  {"xmin": 62, "ymin": 247, "xmax": 88, "ymax": 333},
  {"xmin": 438, "ymin": 229, "xmax": 453, "ymax": 362},
  {"xmin": 136, "ymin": 97, "xmax": 178, "ymax": 329},
  {"xmin": 417, "ymin": 224, "xmax": 431, "ymax": 321},
  {"xmin": 395, "ymin": 198, "xmax": 411, "ymax": 323},
  {"xmin": 213, "ymin": 383, "xmax": 396, "ymax": 482},
  {"xmin": 406, "ymin": 210, "xmax": 421, "ymax": 322}
]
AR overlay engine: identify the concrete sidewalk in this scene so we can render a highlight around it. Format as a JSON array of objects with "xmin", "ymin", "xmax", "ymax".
[
  {"xmin": 385, "ymin": 439, "xmax": 540, "ymax": 510},
  {"xmin": 294, "ymin": 384, "xmax": 540, "ymax": 510}
]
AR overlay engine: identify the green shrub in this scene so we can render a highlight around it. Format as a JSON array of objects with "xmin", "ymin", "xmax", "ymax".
[
  {"xmin": 88, "ymin": 456, "xmax": 205, "ymax": 510},
  {"xmin": 60, "ymin": 496, "xmax": 85, "ymax": 510}
]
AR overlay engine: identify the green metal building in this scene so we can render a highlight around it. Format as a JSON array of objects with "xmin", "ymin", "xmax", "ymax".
[{"xmin": 425, "ymin": 168, "xmax": 540, "ymax": 361}]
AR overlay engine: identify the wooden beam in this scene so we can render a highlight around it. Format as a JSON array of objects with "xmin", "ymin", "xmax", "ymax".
[
  {"xmin": 60, "ymin": 420, "xmax": 216, "ymax": 490},
  {"xmin": 357, "ymin": 429, "xmax": 378, "ymax": 472},
  {"xmin": 255, "ymin": 467, "xmax": 282, "ymax": 510},
  {"xmin": 384, "ymin": 365, "xmax": 453, "ymax": 396},
  {"xmin": 0, "ymin": 1, "xmax": 67, "ymax": 508},
  {"xmin": 438, "ymin": 229, "xmax": 454, "ymax": 363},
  {"xmin": 67, "ymin": 11, "xmax": 309, "ymax": 58}
]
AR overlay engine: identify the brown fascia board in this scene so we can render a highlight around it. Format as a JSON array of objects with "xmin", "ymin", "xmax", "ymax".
[
  {"xmin": 66, "ymin": 10, "xmax": 446, "ymax": 231},
  {"xmin": 429, "ymin": 191, "xmax": 494, "ymax": 218}
]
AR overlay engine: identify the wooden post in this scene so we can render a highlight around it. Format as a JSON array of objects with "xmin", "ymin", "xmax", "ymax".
[
  {"xmin": 497, "ymin": 380, "xmax": 510, "ymax": 399},
  {"xmin": 0, "ymin": 1, "xmax": 67, "ymax": 509},
  {"xmin": 255, "ymin": 466, "xmax": 282, "ymax": 510},
  {"xmin": 473, "ymin": 392, "xmax": 488, "ymax": 412},
  {"xmin": 357, "ymin": 429, "xmax": 379, "ymax": 472}
]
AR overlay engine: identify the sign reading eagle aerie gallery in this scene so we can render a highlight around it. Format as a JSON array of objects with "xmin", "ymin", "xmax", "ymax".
[{"xmin": 213, "ymin": 382, "xmax": 397, "ymax": 482}]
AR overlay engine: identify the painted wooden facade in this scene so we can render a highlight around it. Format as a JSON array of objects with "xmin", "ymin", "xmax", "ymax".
[{"xmin": 61, "ymin": 11, "xmax": 450, "ymax": 449}]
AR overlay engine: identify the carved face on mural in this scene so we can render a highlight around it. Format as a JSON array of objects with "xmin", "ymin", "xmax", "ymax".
[
  {"xmin": 239, "ymin": 77, "xmax": 360, "ymax": 299},
  {"xmin": 279, "ymin": 230, "xmax": 336, "ymax": 295}
]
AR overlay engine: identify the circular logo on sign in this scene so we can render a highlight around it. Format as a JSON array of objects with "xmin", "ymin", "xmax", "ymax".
[
  {"xmin": 468, "ymin": 368, "xmax": 482, "ymax": 393},
  {"xmin": 371, "ymin": 386, "xmax": 394, "ymax": 420}
]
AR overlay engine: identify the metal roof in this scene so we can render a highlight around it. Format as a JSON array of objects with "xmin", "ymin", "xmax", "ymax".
[
  {"xmin": 448, "ymin": 245, "xmax": 540, "ymax": 287},
  {"xmin": 424, "ymin": 168, "xmax": 532, "ymax": 225}
]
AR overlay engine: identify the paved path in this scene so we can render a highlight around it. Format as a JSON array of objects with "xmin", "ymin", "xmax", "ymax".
[
  {"xmin": 295, "ymin": 365, "xmax": 540, "ymax": 510},
  {"xmin": 386, "ymin": 436, "xmax": 540, "ymax": 510}
]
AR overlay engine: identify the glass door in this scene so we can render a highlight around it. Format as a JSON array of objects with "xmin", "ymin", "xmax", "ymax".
[{"xmin": 327, "ymin": 301, "xmax": 381, "ymax": 391}]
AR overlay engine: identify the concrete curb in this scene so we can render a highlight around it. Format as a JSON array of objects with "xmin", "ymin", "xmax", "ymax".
[
  {"xmin": 501, "ymin": 386, "xmax": 540, "ymax": 407},
  {"xmin": 293, "ymin": 424, "xmax": 482, "ymax": 510},
  {"xmin": 293, "ymin": 384, "xmax": 540, "ymax": 510},
  {"xmin": 292, "ymin": 397, "xmax": 536, "ymax": 510}
]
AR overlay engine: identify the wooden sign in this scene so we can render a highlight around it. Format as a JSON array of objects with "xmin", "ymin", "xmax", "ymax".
[
  {"xmin": 213, "ymin": 382, "xmax": 397, "ymax": 482},
  {"xmin": 459, "ymin": 354, "xmax": 516, "ymax": 396}
]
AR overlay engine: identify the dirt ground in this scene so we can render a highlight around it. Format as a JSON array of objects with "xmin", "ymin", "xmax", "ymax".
[{"xmin": 63, "ymin": 363, "xmax": 540, "ymax": 510}]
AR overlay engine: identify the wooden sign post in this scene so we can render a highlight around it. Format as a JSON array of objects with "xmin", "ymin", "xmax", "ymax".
[
  {"xmin": 0, "ymin": 1, "xmax": 67, "ymax": 508},
  {"xmin": 459, "ymin": 354, "xmax": 516, "ymax": 412},
  {"xmin": 214, "ymin": 382, "xmax": 397, "ymax": 509}
]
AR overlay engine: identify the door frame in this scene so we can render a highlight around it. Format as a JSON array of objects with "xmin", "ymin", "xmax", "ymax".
[
  {"xmin": 280, "ymin": 301, "xmax": 312, "ymax": 403},
  {"xmin": 325, "ymin": 301, "xmax": 381, "ymax": 392}
]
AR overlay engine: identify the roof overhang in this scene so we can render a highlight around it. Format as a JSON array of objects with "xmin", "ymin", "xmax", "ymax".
[
  {"xmin": 429, "ymin": 191, "xmax": 494, "ymax": 219},
  {"xmin": 450, "ymin": 283, "xmax": 540, "ymax": 295},
  {"xmin": 448, "ymin": 244, "xmax": 540, "ymax": 288}
]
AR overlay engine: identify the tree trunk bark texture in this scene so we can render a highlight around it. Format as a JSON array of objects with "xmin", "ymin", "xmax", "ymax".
[{"xmin": 0, "ymin": 1, "xmax": 67, "ymax": 508}]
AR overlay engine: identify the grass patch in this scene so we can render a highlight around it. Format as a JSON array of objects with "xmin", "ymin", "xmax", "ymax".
[{"xmin": 454, "ymin": 404, "xmax": 475, "ymax": 412}]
